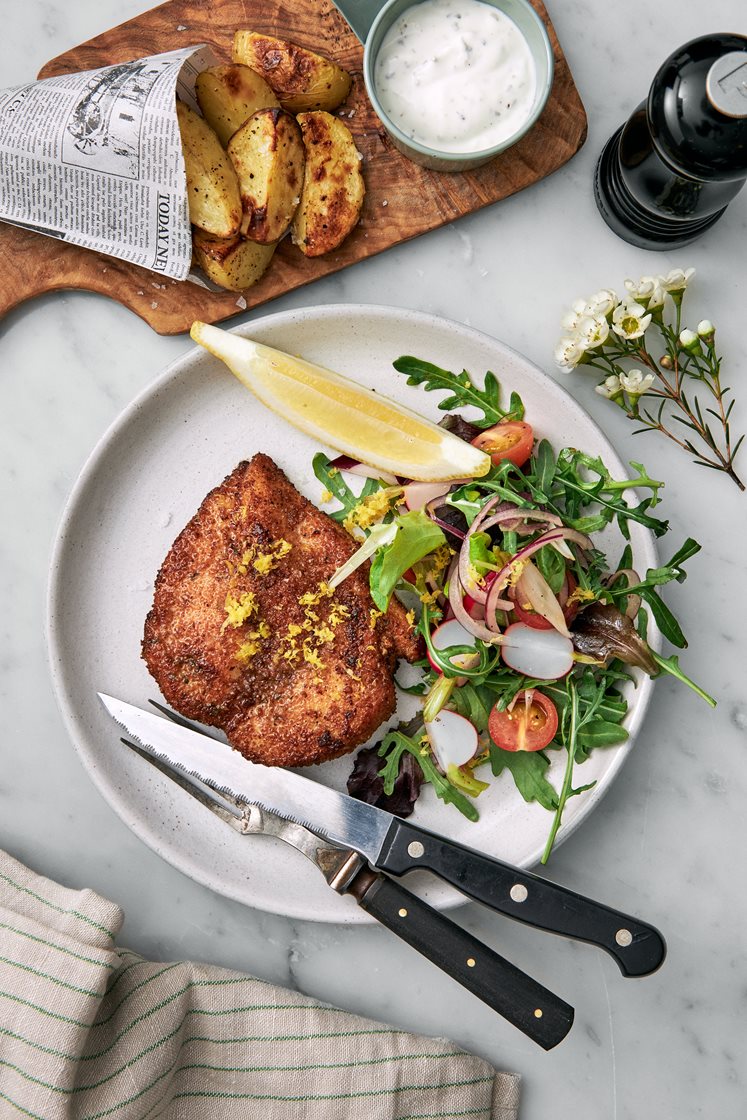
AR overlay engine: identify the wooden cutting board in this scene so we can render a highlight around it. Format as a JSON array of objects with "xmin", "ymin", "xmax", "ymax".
[{"xmin": 0, "ymin": 0, "xmax": 586, "ymax": 335}]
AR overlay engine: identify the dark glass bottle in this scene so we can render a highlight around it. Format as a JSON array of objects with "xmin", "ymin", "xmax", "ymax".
[{"xmin": 595, "ymin": 33, "xmax": 747, "ymax": 249}]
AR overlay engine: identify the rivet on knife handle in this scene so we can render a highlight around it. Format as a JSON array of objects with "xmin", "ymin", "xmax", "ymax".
[
  {"xmin": 378, "ymin": 821, "xmax": 667, "ymax": 978},
  {"xmin": 343, "ymin": 866, "xmax": 574, "ymax": 1050}
]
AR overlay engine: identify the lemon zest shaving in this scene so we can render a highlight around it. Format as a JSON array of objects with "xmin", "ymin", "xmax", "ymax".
[
  {"xmin": 343, "ymin": 487, "xmax": 403, "ymax": 534},
  {"xmin": 221, "ymin": 591, "xmax": 258, "ymax": 632},
  {"xmin": 567, "ymin": 586, "xmax": 597, "ymax": 606}
]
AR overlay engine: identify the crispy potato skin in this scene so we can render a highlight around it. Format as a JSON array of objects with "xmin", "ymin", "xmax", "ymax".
[
  {"xmin": 227, "ymin": 109, "xmax": 305, "ymax": 243},
  {"xmin": 195, "ymin": 64, "xmax": 280, "ymax": 147},
  {"xmin": 142, "ymin": 455, "xmax": 421, "ymax": 768},
  {"xmin": 192, "ymin": 230, "xmax": 276, "ymax": 291},
  {"xmin": 291, "ymin": 111, "xmax": 365, "ymax": 257},
  {"xmin": 176, "ymin": 100, "xmax": 241, "ymax": 238},
  {"xmin": 232, "ymin": 31, "xmax": 352, "ymax": 113}
]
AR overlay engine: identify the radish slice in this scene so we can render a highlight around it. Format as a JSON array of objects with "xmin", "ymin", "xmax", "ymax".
[
  {"xmin": 425, "ymin": 709, "xmax": 479, "ymax": 770},
  {"xmin": 404, "ymin": 480, "xmax": 452, "ymax": 511},
  {"xmin": 427, "ymin": 618, "xmax": 480, "ymax": 673},
  {"xmin": 501, "ymin": 623, "xmax": 574, "ymax": 680}
]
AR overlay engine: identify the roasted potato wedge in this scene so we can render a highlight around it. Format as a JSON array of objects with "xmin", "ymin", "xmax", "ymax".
[
  {"xmin": 195, "ymin": 64, "xmax": 280, "ymax": 147},
  {"xmin": 227, "ymin": 108, "xmax": 305, "ymax": 244},
  {"xmin": 291, "ymin": 111, "xmax": 364, "ymax": 257},
  {"xmin": 232, "ymin": 31, "xmax": 352, "ymax": 113},
  {"xmin": 192, "ymin": 229, "xmax": 276, "ymax": 291},
  {"xmin": 176, "ymin": 100, "xmax": 241, "ymax": 237}
]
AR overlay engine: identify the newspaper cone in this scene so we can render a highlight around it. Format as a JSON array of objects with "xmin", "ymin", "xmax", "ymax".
[{"xmin": 0, "ymin": 45, "xmax": 216, "ymax": 280}]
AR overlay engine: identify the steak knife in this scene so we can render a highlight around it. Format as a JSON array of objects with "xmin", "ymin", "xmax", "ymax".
[
  {"xmin": 99, "ymin": 694, "xmax": 666, "ymax": 978},
  {"xmin": 121, "ymin": 734, "xmax": 573, "ymax": 1049}
]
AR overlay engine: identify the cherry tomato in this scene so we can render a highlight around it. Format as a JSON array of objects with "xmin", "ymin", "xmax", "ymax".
[
  {"xmin": 512, "ymin": 571, "xmax": 579, "ymax": 629},
  {"xmin": 488, "ymin": 689, "xmax": 559, "ymax": 752},
  {"xmin": 471, "ymin": 421, "xmax": 534, "ymax": 469},
  {"xmin": 463, "ymin": 571, "xmax": 496, "ymax": 616}
]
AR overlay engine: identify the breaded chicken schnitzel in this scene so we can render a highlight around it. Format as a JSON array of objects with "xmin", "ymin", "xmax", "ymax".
[{"xmin": 142, "ymin": 454, "xmax": 420, "ymax": 767}]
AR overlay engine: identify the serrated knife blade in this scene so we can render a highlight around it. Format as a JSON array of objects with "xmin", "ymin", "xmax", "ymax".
[
  {"xmin": 98, "ymin": 692, "xmax": 667, "ymax": 980},
  {"xmin": 98, "ymin": 693, "xmax": 393, "ymax": 864}
]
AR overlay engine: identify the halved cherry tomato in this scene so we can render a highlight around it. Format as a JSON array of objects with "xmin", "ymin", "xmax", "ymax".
[
  {"xmin": 488, "ymin": 689, "xmax": 559, "ymax": 752},
  {"xmin": 471, "ymin": 421, "xmax": 534, "ymax": 469},
  {"xmin": 463, "ymin": 571, "xmax": 496, "ymax": 616},
  {"xmin": 512, "ymin": 571, "xmax": 579, "ymax": 630}
]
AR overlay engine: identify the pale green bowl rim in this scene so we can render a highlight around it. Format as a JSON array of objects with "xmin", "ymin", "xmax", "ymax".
[{"xmin": 363, "ymin": 0, "xmax": 555, "ymax": 165}]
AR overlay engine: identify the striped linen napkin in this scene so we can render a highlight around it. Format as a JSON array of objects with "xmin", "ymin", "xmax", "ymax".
[{"xmin": 0, "ymin": 848, "xmax": 520, "ymax": 1119}]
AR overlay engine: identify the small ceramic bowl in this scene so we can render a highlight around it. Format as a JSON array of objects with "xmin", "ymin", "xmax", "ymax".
[{"xmin": 362, "ymin": 0, "xmax": 555, "ymax": 172}]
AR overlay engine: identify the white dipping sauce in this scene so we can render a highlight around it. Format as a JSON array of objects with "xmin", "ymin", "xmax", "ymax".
[{"xmin": 374, "ymin": 0, "xmax": 537, "ymax": 153}]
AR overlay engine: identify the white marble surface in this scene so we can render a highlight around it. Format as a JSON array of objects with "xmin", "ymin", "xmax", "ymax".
[{"xmin": 2, "ymin": 2, "xmax": 747, "ymax": 1116}]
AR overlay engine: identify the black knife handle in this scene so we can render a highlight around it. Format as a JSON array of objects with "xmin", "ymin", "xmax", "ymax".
[
  {"xmin": 377, "ymin": 820, "xmax": 666, "ymax": 978},
  {"xmin": 345, "ymin": 866, "xmax": 573, "ymax": 1050}
]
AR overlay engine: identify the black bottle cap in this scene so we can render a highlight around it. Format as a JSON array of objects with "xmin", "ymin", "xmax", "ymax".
[{"xmin": 648, "ymin": 33, "xmax": 747, "ymax": 181}]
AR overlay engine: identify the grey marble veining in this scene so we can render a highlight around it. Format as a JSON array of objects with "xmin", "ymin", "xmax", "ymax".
[{"xmin": 2, "ymin": 2, "xmax": 747, "ymax": 1117}]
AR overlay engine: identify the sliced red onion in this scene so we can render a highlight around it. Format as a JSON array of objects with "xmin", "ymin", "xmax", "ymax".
[
  {"xmin": 605, "ymin": 568, "xmax": 642, "ymax": 619},
  {"xmin": 448, "ymin": 560, "xmax": 504, "ymax": 644},
  {"xmin": 330, "ymin": 454, "xmax": 399, "ymax": 486},
  {"xmin": 484, "ymin": 528, "xmax": 588, "ymax": 631},
  {"xmin": 425, "ymin": 709, "xmax": 479, "ymax": 770},
  {"xmin": 501, "ymin": 623, "xmax": 574, "ymax": 680},
  {"xmin": 428, "ymin": 512, "xmax": 466, "ymax": 541},
  {"xmin": 470, "ymin": 496, "xmax": 514, "ymax": 535},
  {"xmin": 516, "ymin": 561, "xmax": 570, "ymax": 638},
  {"xmin": 457, "ymin": 508, "xmax": 511, "ymax": 606},
  {"xmin": 480, "ymin": 507, "xmax": 564, "ymax": 535}
]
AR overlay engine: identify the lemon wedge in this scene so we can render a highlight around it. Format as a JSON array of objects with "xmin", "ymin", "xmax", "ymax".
[{"xmin": 191, "ymin": 322, "xmax": 491, "ymax": 482}]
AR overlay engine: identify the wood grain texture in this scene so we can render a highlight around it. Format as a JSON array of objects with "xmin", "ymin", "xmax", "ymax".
[{"xmin": 0, "ymin": 0, "xmax": 586, "ymax": 335}]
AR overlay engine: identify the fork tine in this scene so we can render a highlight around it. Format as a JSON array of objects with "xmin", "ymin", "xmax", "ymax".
[
  {"xmin": 147, "ymin": 698, "xmax": 223, "ymax": 740},
  {"xmin": 120, "ymin": 737, "xmax": 246, "ymax": 829}
]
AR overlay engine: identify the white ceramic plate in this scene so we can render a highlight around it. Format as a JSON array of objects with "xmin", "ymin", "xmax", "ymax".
[{"xmin": 47, "ymin": 304, "xmax": 657, "ymax": 923}]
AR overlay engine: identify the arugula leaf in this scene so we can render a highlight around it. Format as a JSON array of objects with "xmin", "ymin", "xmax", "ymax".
[
  {"xmin": 489, "ymin": 746, "xmax": 559, "ymax": 812},
  {"xmin": 638, "ymin": 587, "xmax": 687, "ymax": 648},
  {"xmin": 393, "ymin": 356, "xmax": 525, "ymax": 427},
  {"xmin": 379, "ymin": 730, "xmax": 479, "ymax": 820},
  {"xmin": 651, "ymin": 651, "xmax": 716, "ymax": 707},
  {"xmin": 536, "ymin": 544, "xmax": 566, "ymax": 594},
  {"xmin": 448, "ymin": 681, "xmax": 494, "ymax": 733},
  {"xmin": 369, "ymin": 510, "xmax": 446, "ymax": 611},
  {"xmin": 312, "ymin": 453, "xmax": 384, "ymax": 523},
  {"xmin": 534, "ymin": 439, "xmax": 557, "ymax": 494},
  {"xmin": 576, "ymin": 720, "xmax": 629, "ymax": 758}
]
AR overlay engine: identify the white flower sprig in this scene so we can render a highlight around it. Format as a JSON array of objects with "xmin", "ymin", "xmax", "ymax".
[{"xmin": 555, "ymin": 268, "xmax": 744, "ymax": 490}]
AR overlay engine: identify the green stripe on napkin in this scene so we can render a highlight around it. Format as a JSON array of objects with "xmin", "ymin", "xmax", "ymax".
[{"xmin": 0, "ymin": 848, "xmax": 520, "ymax": 1119}]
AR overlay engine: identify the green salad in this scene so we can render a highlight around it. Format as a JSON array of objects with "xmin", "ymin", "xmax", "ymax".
[{"xmin": 312, "ymin": 356, "xmax": 714, "ymax": 862}]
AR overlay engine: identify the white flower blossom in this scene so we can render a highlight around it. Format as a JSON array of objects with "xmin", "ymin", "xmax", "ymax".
[
  {"xmin": 560, "ymin": 299, "xmax": 588, "ymax": 332},
  {"xmin": 659, "ymin": 267, "xmax": 695, "ymax": 293},
  {"xmin": 619, "ymin": 368, "xmax": 655, "ymax": 395},
  {"xmin": 576, "ymin": 314, "xmax": 610, "ymax": 350},
  {"xmin": 625, "ymin": 275, "xmax": 665, "ymax": 309},
  {"xmin": 646, "ymin": 282, "xmax": 666, "ymax": 310},
  {"xmin": 697, "ymin": 319, "xmax": 715, "ymax": 338},
  {"xmin": 583, "ymin": 289, "xmax": 618, "ymax": 317},
  {"xmin": 595, "ymin": 374, "xmax": 622, "ymax": 398},
  {"xmin": 554, "ymin": 335, "xmax": 586, "ymax": 371},
  {"xmin": 679, "ymin": 328, "xmax": 701, "ymax": 352},
  {"xmin": 611, "ymin": 300, "xmax": 652, "ymax": 340}
]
